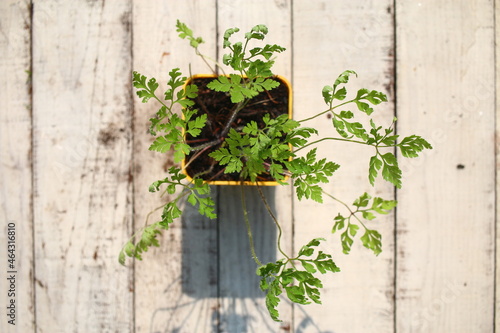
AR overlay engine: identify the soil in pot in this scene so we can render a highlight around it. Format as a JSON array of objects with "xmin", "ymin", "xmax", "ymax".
[{"xmin": 183, "ymin": 76, "xmax": 291, "ymax": 184}]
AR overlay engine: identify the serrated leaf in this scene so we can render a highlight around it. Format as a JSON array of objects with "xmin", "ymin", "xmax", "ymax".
[
  {"xmin": 265, "ymin": 281, "xmax": 282, "ymax": 322},
  {"xmin": 399, "ymin": 135, "xmax": 433, "ymax": 158},
  {"xmin": 314, "ymin": 255, "xmax": 340, "ymax": 274},
  {"xmin": 369, "ymin": 155, "xmax": 383, "ymax": 186},
  {"xmin": 301, "ymin": 261, "xmax": 317, "ymax": 273},
  {"xmin": 322, "ymin": 85, "xmax": 333, "ymax": 105},
  {"xmin": 360, "ymin": 229, "xmax": 382, "ymax": 255},
  {"xmin": 371, "ymin": 197, "xmax": 398, "ymax": 214},
  {"xmin": 149, "ymin": 136, "xmax": 172, "ymax": 153},
  {"xmin": 355, "ymin": 99, "xmax": 374, "ymax": 115},
  {"xmin": 340, "ymin": 229, "xmax": 354, "ymax": 254},
  {"xmin": 332, "ymin": 213, "xmax": 346, "ymax": 233},
  {"xmin": 362, "ymin": 211, "xmax": 377, "ymax": 220},
  {"xmin": 285, "ymin": 285, "xmax": 309, "ymax": 304},
  {"xmin": 173, "ymin": 143, "xmax": 191, "ymax": 163},
  {"xmin": 353, "ymin": 192, "xmax": 371, "ymax": 208},
  {"xmin": 348, "ymin": 223, "xmax": 359, "ymax": 237},
  {"xmin": 334, "ymin": 70, "xmax": 357, "ymax": 89},
  {"xmin": 380, "ymin": 153, "xmax": 402, "ymax": 188},
  {"xmin": 333, "ymin": 87, "xmax": 347, "ymax": 100}
]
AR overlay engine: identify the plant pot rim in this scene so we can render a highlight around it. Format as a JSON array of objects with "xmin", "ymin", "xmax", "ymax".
[{"xmin": 181, "ymin": 74, "xmax": 293, "ymax": 186}]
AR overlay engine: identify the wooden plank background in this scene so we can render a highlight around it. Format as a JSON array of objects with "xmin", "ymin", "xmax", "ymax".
[{"xmin": 0, "ymin": 0, "xmax": 496, "ymax": 332}]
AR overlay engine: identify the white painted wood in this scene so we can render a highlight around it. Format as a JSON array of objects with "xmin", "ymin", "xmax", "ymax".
[
  {"xmin": 216, "ymin": 1, "xmax": 294, "ymax": 331},
  {"xmin": 31, "ymin": 0, "xmax": 134, "ymax": 331},
  {"xmin": 0, "ymin": 1, "xmax": 35, "ymax": 332},
  {"xmin": 1, "ymin": 1, "xmax": 497, "ymax": 331},
  {"xmin": 496, "ymin": 2, "xmax": 500, "ymax": 331},
  {"xmin": 396, "ymin": 1, "xmax": 495, "ymax": 332},
  {"xmin": 131, "ymin": 2, "xmax": 219, "ymax": 332},
  {"xmin": 292, "ymin": 1, "xmax": 396, "ymax": 331}
]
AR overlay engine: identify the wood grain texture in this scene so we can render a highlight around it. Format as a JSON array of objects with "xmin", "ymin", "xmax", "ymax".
[
  {"xmin": 396, "ymin": 1, "xmax": 495, "ymax": 332},
  {"xmin": 2, "ymin": 1, "xmax": 498, "ymax": 331},
  {"xmin": 496, "ymin": 1, "xmax": 500, "ymax": 331},
  {"xmin": 131, "ymin": 1, "xmax": 219, "ymax": 332},
  {"xmin": 292, "ymin": 1, "xmax": 396, "ymax": 331},
  {"xmin": 0, "ymin": 1, "xmax": 35, "ymax": 332},
  {"xmin": 494, "ymin": 0, "xmax": 500, "ymax": 332},
  {"xmin": 216, "ymin": 1, "xmax": 294, "ymax": 331},
  {"xmin": 31, "ymin": 0, "xmax": 134, "ymax": 331}
]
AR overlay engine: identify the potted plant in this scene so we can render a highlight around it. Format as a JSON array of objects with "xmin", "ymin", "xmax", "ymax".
[
  {"xmin": 120, "ymin": 21, "xmax": 432, "ymax": 322},
  {"xmin": 181, "ymin": 73, "xmax": 292, "ymax": 185}
]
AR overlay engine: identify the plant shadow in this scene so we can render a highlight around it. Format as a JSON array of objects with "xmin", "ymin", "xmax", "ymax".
[{"xmin": 181, "ymin": 185, "xmax": 277, "ymax": 298}]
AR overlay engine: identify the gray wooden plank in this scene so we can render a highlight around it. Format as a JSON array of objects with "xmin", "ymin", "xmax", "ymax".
[
  {"xmin": 0, "ymin": 1, "xmax": 35, "ymax": 332},
  {"xmin": 216, "ymin": 1, "xmax": 294, "ymax": 330},
  {"xmin": 31, "ymin": 0, "xmax": 134, "ymax": 331},
  {"xmin": 131, "ymin": 2, "xmax": 219, "ymax": 332},
  {"xmin": 292, "ymin": 1, "xmax": 396, "ymax": 331},
  {"xmin": 396, "ymin": 1, "xmax": 495, "ymax": 332}
]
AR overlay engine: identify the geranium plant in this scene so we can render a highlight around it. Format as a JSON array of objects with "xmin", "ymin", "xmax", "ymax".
[{"xmin": 120, "ymin": 21, "xmax": 432, "ymax": 321}]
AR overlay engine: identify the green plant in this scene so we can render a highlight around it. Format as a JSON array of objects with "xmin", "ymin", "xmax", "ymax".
[{"xmin": 119, "ymin": 21, "xmax": 432, "ymax": 322}]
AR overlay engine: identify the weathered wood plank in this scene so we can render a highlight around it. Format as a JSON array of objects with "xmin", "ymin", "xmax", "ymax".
[
  {"xmin": 131, "ymin": 2, "xmax": 218, "ymax": 332},
  {"xmin": 497, "ymin": 1, "xmax": 500, "ymax": 330},
  {"xmin": 292, "ymin": 1, "xmax": 396, "ymax": 331},
  {"xmin": 216, "ymin": 1, "xmax": 294, "ymax": 330},
  {"xmin": 0, "ymin": 1, "xmax": 35, "ymax": 332},
  {"xmin": 396, "ymin": 1, "xmax": 495, "ymax": 332},
  {"xmin": 32, "ymin": 0, "xmax": 134, "ymax": 331}
]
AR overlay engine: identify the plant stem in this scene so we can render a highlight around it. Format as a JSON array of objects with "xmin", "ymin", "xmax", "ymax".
[
  {"xmin": 297, "ymin": 99, "xmax": 355, "ymax": 123},
  {"xmin": 293, "ymin": 137, "xmax": 373, "ymax": 154},
  {"xmin": 221, "ymin": 100, "xmax": 250, "ymax": 138},
  {"xmin": 256, "ymin": 184, "xmax": 291, "ymax": 261},
  {"xmin": 322, "ymin": 190, "xmax": 368, "ymax": 229},
  {"xmin": 240, "ymin": 183, "xmax": 263, "ymax": 266}
]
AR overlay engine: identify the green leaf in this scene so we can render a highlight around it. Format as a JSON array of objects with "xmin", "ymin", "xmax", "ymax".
[
  {"xmin": 223, "ymin": 27, "xmax": 240, "ymax": 48},
  {"xmin": 360, "ymin": 229, "xmax": 382, "ymax": 255},
  {"xmin": 353, "ymin": 192, "xmax": 371, "ymax": 208},
  {"xmin": 354, "ymin": 89, "xmax": 388, "ymax": 115},
  {"xmin": 368, "ymin": 155, "xmax": 383, "ymax": 186},
  {"xmin": 333, "ymin": 87, "xmax": 347, "ymax": 100},
  {"xmin": 186, "ymin": 114, "xmax": 207, "ymax": 137},
  {"xmin": 176, "ymin": 20, "xmax": 204, "ymax": 47},
  {"xmin": 301, "ymin": 260, "xmax": 317, "ymax": 273},
  {"xmin": 173, "ymin": 143, "xmax": 191, "ymax": 163},
  {"xmin": 371, "ymin": 197, "xmax": 397, "ymax": 214},
  {"xmin": 399, "ymin": 135, "xmax": 433, "ymax": 158},
  {"xmin": 334, "ymin": 70, "xmax": 357, "ymax": 89},
  {"xmin": 322, "ymin": 85, "xmax": 333, "ymax": 105},
  {"xmin": 133, "ymin": 71, "xmax": 159, "ymax": 103},
  {"xmin": 149, "ymin": 136, "xmax": 173, "ymax": 153},
  {"xmin": 298, "ymin": 237, "xmax": 324, "ymax": 257},
  {"xmin": 209, "ymin": 147, "xmax": 244, "ymax": 173},
  {"xmin": 265, "ymin": 280, "xmax": 282, "ymax": 322},
  {"xmin": 340, "ymin": 228, "xmax": 354, "ymax": 254},
  {"xmin": 313, "ymin": 252, "xmax": 340, "ymax": 274},
  {"xmin": 245, "ymin": 24, "xmax": 269, "ymax": 40},
  {"xmin": 332, "ymin": 213, "xmax": 346, "ymax": 233},
  {"xmin": 380, "ymin": 152, "xmax": 402, "ymax": 188},
  {"xmin": 285, "ymin": 285, "xmax": 309, "ymax": 304}
]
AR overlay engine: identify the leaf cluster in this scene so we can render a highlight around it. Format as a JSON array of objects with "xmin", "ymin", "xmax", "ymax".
[
  {"xmin": 207, "ymin": 24, "xmax": 286, "ymax": 103},
  {"xmin": 332, "ymin": 192, "xmax": 397, "ymax": 255},
  {"xmin": 124, "ymin": 21, "xmax": 434, "ymax": 323},
  {"xmin": 210, "ymin": 114, "xmax": 298, "ymax": 184},
  {"xmin": 319, "ymin": 70, "xmax": 433, "ymax": 188},
  {"xmin": 133, "ymin": 68, "xmax": 206, "ymax": 163},
  {"xmin": 257, "ymin": 238, "xmax": 340, "ymax": 321}
]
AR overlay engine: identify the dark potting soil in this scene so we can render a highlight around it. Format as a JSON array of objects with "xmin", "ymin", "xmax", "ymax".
[{"xmin": 184, "ymin": 76, "xmax": 290, "ymax": 183}]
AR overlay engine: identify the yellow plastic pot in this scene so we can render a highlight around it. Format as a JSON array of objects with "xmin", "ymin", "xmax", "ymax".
[{"xmin": 182, "ymin": 74, "xmax": 292, "ymax": 186}]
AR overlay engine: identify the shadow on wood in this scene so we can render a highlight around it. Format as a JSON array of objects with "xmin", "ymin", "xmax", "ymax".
[{"xmin": 181, "ymin": 186, "xmax": 277, "ymax": 298}]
